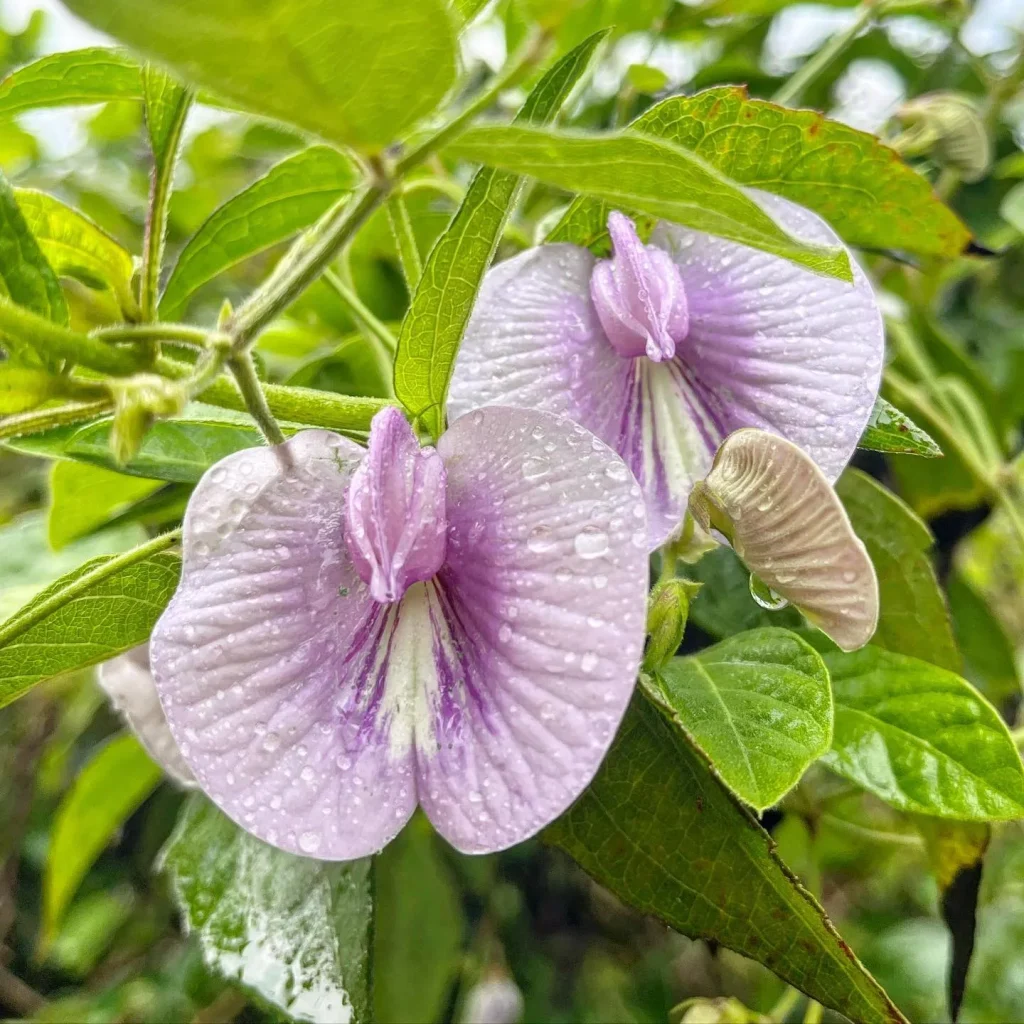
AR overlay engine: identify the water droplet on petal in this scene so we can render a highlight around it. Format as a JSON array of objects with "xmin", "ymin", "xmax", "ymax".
[
  {"xmin": 574, "ymin": 527, "xmax": 609, "ymax": 559},
  {"xmin": 581, "ymin": 652, "xmax": 598, "ymax": 673},
  {"xmin": 299, "ymin": 831, "xmax": 321, "ymax": 854},
  {"xmin": 527, "ymin": 526, "xmax": 557, "ymax": 554},
  {"xmin": 749, "ymin": 574, "xmax": 789, "ymax": 611},
  {"xmin": 522, "ymin": 456, "xmax": 549, "ymax": 480}
]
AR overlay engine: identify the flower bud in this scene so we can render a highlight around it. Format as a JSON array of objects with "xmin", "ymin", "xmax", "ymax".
[
  {"xmin": 108, "ymin": 374, "xmax": 186, "ymax": 465},
  {"xmin": 894, "ymin": 92, "xmax": 991, "ymax": 183},
  {"xmin": 643, "ymin": 578, "xmax": 701, "ymax": 673}
]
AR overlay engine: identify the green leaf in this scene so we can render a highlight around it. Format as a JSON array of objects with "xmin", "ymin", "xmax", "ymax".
[
  {"xmin": 160, "ymin": 146, "xmax": 359, "ymax": 318},
  {"xmin": 43, "ymin": 733, "xmax": 161, "ymax": 944},
  {"xmin": 48, "ymin": 461, "xmax": 164, "ymax": 551},
  {"xmin": 822, "ymin": 647, "xmax": 1024, "ymax": 821},
  {"xmin": 0, "ymin": 171, "xmax": 68, "ymax": 349},
  {"xmin": 837, "ymin": 469, "xmax": 960, "ymax": 672},
  {"xmin": 544, "ymin": 195, "xmax": 613, "ymax": 252},
  {"xmin": 0, "ymin": 532, "xmax": 180, "ymax": 709},
  {"xmin": 0, "ymin": 48, "xmax": 142, "ymax": 117},
  {"xmin": 546, "ymin": 697, "xmax": 907, "ymax": 1024},
  {"xmin": 142, "ymin": 65, "xmax": 190, "ymax": 178},
  {"xmin": 60, "ymin": 0, "xmax": 458, "ymax": 151},
  {"xmin": 947, "ymin": 571, "xmax": 1020, "ymax": 705},
  {"xmin": 8, "ymin": 405, "xmax": 269, "ymax": 483},
  {"xmin": 1000, "ymin": 181, "xmax": 1024, "ymax": 233},
  {"xmin": 0, "ymin": 364, "xmax": 68, "ymax": 413},
  {"xmin": 626, "ymin": 62, "xmax": 668, "ymax": 93},
  {"xmin": 395, "ymin": 31, "xmax": 608, "ymax": 439},
  {"xmin": 647, "ymin": 628, "xmax": 832, "ymax": 811},
  {"xmin": 859, "ymin": 397, "xmax": 944, "ymax": 458},
  {"xmin": 688, "ymin": 545, "xmax": 804, "ymax": 638},
  {"xmin": 161, "ymin": 795, "xmax": 372, "ymax": 1023},
  {"xmin": 632, "ymin": 86, "xmax": 970, "ymax": 259},
  {"xmin": 446, "ymin": 124, "xmax": 853, "ymax": 281},
  {"xmin": 375, "ymin": 816, "xmax": 464, "ymax": 1024},
  {"xmin": 286, "ymin": 332, "xmax": 393, "ymax": 400},
  {"xmin": 13, "ymin": 188, "xmax": 136, "ymax": 315}
]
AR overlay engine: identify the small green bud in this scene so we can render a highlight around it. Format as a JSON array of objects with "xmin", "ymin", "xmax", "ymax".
[
  {"xmin": 674, "ymin": 996, "xmax": 768, "ymax": 1023},
  {"xmin": 217, "ymin": 298, "xmax": 234, "ymax": 332},
  {"xmin": 644, "ymin": 578, "xmax": 701, "ymax": 673},
  {"xmin": 108, "ymin": 374, "xmax": 186, "ymax": 465},
  {"xmin": 894, "ymin": 91, "xmax": 991, "ymax": 182}
]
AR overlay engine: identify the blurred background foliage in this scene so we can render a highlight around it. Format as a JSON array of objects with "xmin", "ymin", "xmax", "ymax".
[{"xmin": 2, "ymin": 0, "xmax": 1024, "ymax": 1020}]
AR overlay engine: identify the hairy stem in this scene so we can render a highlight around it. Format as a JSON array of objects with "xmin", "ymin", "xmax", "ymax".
[
  {"xmin": 0, "ymin": 399, "xmax": 113, "ymax": 441},
  {"xmin": 228, "ymin": 351, "xmax": 285, "ymax": 446},
  {"xmin": 140, "ymin": 87, "xmax": 193, "ymax": 323},
  {"xmin": 93, "ymin": 323, "xmax": 211, "ymax": 347}
]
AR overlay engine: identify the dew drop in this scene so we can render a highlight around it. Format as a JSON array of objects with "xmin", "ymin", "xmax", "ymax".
[
  {"xmin": 522, "ymin": 455, "xmax": 549, "ymax": 480},
  {"xmin": 527, "ymin": 526, "xmax": 557, "ymax": 554},
  {"xmin": 298, "ymin": 831, "xmax": 321, "ymax": 854},
  {"xmin": 574, "ymin": 527, "xmax": 609, "ymax": 559},
  {"xmin": 749, "ymin": 574, "xmax": 790, "ymax": 611},
  {"xmin": 581, "ymin": 652, "xmax": 598, "ymax": 673},
  {"xmin": 498, "ymin": 623, "xmax": 513, "ymax": 643},
  {"xmin": 593, "ymin": 574, "xmax": 609, "ymax": 590},
  {"xmin": 604, "ymin": 461, "xmax": 629, "ymax": 482}
]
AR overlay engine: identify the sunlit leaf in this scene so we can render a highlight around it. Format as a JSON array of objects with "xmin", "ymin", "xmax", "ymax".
[
  {"xmin": 162, "ymin": 796, "xmax": 372, "ymax": 1023},
  {"xmin": 60, "ymin": 0, "xmax": 458, "ymax": 151},
  {"xmin": 546, "ymin": 696, "xmax": 908, "ymax": 1024},
  {"xmin": 837, "ymin": 469, "xmax": 959, "ymax": 672},
  {"xmin": 142, "ymin": 65, "xmax": 190, "ymax": 177},
  {"xmin": 446, "ymin": 124, "xmax": 853, "ymax": 281},
  {"xmin": 0, "ymin": 173, "xmax": 68, "ymax": 361},
  {"xmin": 822, "ymin": 647, "xmax": 1024, "ymax": 821},
  {"xmin": 160, "ymin": 146, "xmax": 359, "ymax": 318},
  {"xmin": 0, "ymin": 364, "xmax": 69, "ymax": 414},
  {"xmin": 43, "ymin": 734, "xmax": 161, "ymax": 944},
  {"xmin": 0, "ymin": 48, "xmax": 142, "ymax": 117},
  {"xmin": 648, "ymin": 628, "xmax": 832, "ymax": 811},
  {"xmin": 0, "ymin": 532, "xmax": 180, "ymax": 709},
  {"xmin": 858, "ymin": 397, "xmax": 943, "ymax": 458},
  {"xmin": 395, "ymin": 31, "xmax": 608, "ymax": 439},
  {"xmin": 633, "ymin": 86, "xmax": 970, "ymax": 258},
  {"xmin": 14, "ymin": 188, "xmax": 136, "ymax": 316},
  {"xmin": 48, "ymin": 461, "xmax": 164, "ymax": 551}
]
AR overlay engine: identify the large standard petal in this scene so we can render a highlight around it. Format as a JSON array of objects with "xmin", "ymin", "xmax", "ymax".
[
  {"xmin": 449, "ymin": 245, "xmax": 723, "ymax": 547},
  {"xmin": 99, "ymin": 644, "xmax": 195, "ymax": 788},
  {"xmin": 150, "ymin": 431, "xmax": 418, "ymax": 861},
  {"xmin": 652, "ymin": 190, "xmax": 884, "ymax": 482},
  {"xmin": 419, "ymin": 406, "xmax": 649, "ymax": 853}
]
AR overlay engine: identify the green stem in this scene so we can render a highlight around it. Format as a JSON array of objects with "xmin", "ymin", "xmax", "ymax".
[
  {"xmin": 156, "ymin": 356, "xmax": 393, "ymax": 434},
  {"xmin": 140, "ymin": 88, "xmax": 193, "ymax": 323},
  {"xmin": 229, "ymin": 183, "xmax": 387, "ymax": 351},
  {"xmin": 229, "ymin": 351, "xmax": 285, "ymax": 445},
  {"xmin": 386, "ymin": 193, "xmax": 423, "ymax": 290},
  {"xmin": 93, "ymin": 323, "xmax": 211, "ymax": 347},
  {"xmin": 0, "ymin": 399, "xmax": 113, "ymax": 441},
  {"xmin": 225, "ymin": 36, "xmax": 547, "ymax": 353},
  {"xmin": 803, "ymin": 999, "xmax": 823, "ymax": 1024},
  {"xmin": 0, "ymin": 299, "xmax": 146, "ymax": 376},
  {"xmin": 772, "ymin": 3, "xmax": 875, "ymax": 106},
  {"xmin": 322, "ymin": 269, "xmax": 397, "ymax": 353},
  {"xmin": 393, "ymin": 30, "xmax": 549, "ymax": 177}
]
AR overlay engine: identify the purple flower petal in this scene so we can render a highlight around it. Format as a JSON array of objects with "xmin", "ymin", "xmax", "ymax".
[
  {"xmin": 99, "ymin": 644, "xmax": 195, "ymax": 788},
  {"xmin": 449, "ymin": 245, "xmax": 726, "ymax": 548},
  {"xmin": 151, "ymin": 431, "xmax": 418, "ymax": 860},
  {"xmin": 424, "ymin": 406, "xmax": 648, "ymax": 852},
  {"xmin": 346, "ymin": 406, "xmax": 447, "ymax": 603},
  {"xmin": 152, "ymin": 412, "xmax": 648, "ymax": 859},
  {"xmin": 591, "ymin": 211, "xmax": 688, "ymax": 362},
  {"xmin": 652, "ymin": 190, "xmax": 883, "ymax": 482},
  {"xmin": 450, "ymin": 195, "xmax": 883, "ymax": 550}
]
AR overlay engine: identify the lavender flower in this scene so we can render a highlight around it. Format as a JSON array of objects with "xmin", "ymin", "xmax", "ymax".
[
  {"xmin": 150, "ymin": 406, "xmax": 648, "ymax": 860},
  {"xmin": 450, "ymin": 200, "xmax": 884, "ymax": 548}
]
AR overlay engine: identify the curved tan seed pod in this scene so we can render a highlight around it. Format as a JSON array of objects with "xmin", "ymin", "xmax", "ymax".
[{"xmin": 689, "ymin": 428, "xmax": 878, "ymax": 652}]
